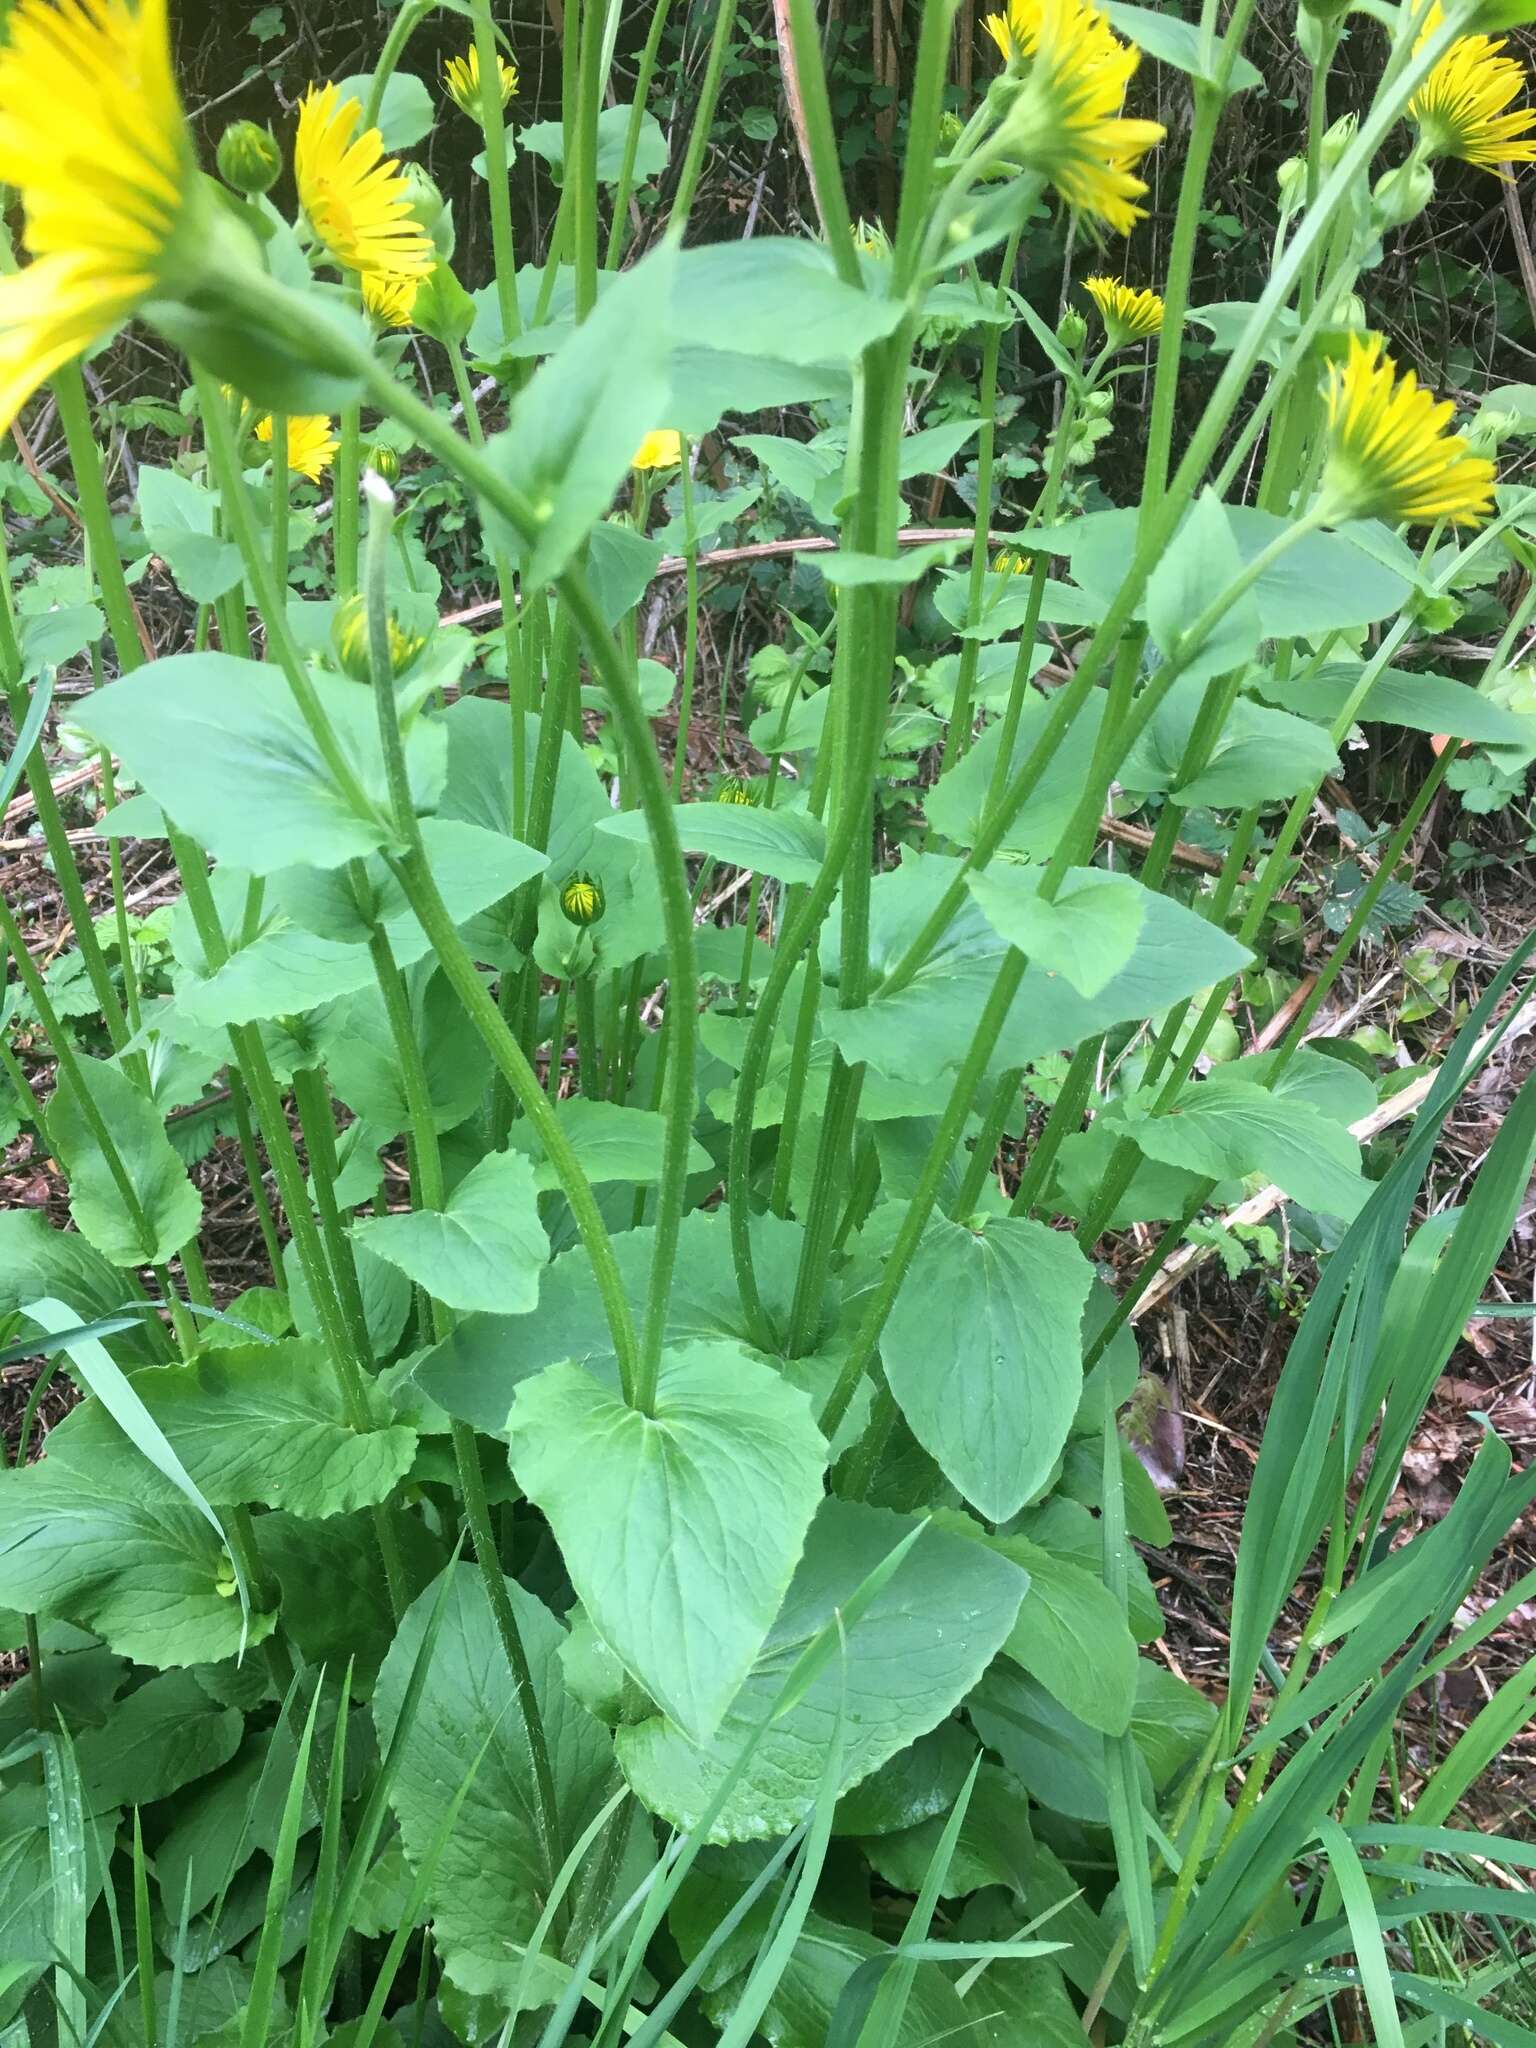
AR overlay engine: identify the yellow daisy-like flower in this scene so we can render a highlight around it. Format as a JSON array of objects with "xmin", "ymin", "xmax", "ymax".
[
  {"xmin": 1317, "ymin": 334, "xmax": 1495, "ymax": 529},
  {"xmin": 443, "ymin": 43, "xmax": 518, "ymax": 118},
  {"xmin": 999, "ymin": 0, "xmax": 1165, "ymax": 235},
  {"xmin": 255, "ymin": 412, "xmax": 339, "ymax": 483},
  {"xmin": 982, "ymin": 0, "xmax": 1040, "ymax": 66},
  {"xmin": 992, "ymin": 547, "xmax": 1033, "ymax": 574},
  {"xmin": 632, "ymin": 428, "xmax": 683, "ymax": 471},
  {"xmin": 361, "ymin": 274, "xmax": 419, "ymax": 329},
  {"xmin": 1083, "ymin": 275, "xmax": 1164, "ymax": 348},
  {"xmin": 1408, "ymin": 4, "xmax": 1536, "ymax": 175},
  {"xmin": 294, "ymin": 82, "xmax": 434, "ymax": 280},
  {"xmin": 0, "ymin": 0, "xmax": 198, "ymax": 433}
]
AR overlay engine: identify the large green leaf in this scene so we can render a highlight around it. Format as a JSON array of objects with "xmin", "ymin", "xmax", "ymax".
[
  {"xmin": 508, "ymin": 1340, "xmax": 827, "ymax": 1742},
  {"xmin": 353, "ymin": 1151, "xmax": 548, "ymax": 1316},
  {"xmin": 71, "ymin": 654, "xmax": 446, "ymax": 874},
  {"xmin": 925, "ymin": 688, "xmax": 1107, "ymax": 857},
  {"xmin": 49, "ymin": 1056, "xmax": 201, "ymax": 1266},
  {"xmin": 599, "ymin": 800, "xmax": 827, "ymax": 883},
  {"xmin": 671, "ymin": 238, "xmax": 904, "ymax": 366},
  {"xmin": 483, "ymin": 246, "xmax": 675, "ymax": 588},
  {"xmin": 315, "ymin": 966, "xmax": 490, "ymax": 1143},
  {"xmin": 273, "ymin": 817, "xmax": 548, "ymax": 953},
  {"xmin": 414, "ymin": 1211, "xmax": 827, "ymax": 1433},
  {"xmin": 991, "ymin": 1530, "xmax": 1139, "ymax": 1736},
  {"xmin": 1041, "ymin": 506, "xmax": 1412, "ymax": 636},
  {"xmin": 1145, "ymin": 490, "xmax": 1262, "ymax": 689},
  {"xmin": 823, "ymin": 853, "xmax": 1251, "ymax": 1088},
  {"xmin": 373, "ymin": 1565, "xmax": 617, "ymax": 1997},
  {"xmin": 137, "ymin": 466, "xmax": 243, "ymax": 603},
  {"xmin": 284, "ymin": 1233, "xmax": 413, "ymax": 1361},
  {"xmin": 45, "ymin": 1340, "xmax": 417, "ymax": 1518},
  {"xmin": 0, "ymin": 1212, "xmax": 161, "ymax": 1363},
  {"xmin": 0, "ymin": 1454, "xmax": 274, "ymax": 1667},
  {"xmin": 1121, "ymin": 1074, "xmax": 1371, "ymax": 1219},
  {"xmin": 177, "ymin": 925, "xmax": 378, "ymax": 1030},
  {"xmin": 504, "ymin": 1095, "xmax": 712, "ymax": 1190},
  {"xmin": 965, "ymin": 866, "xmax": 1146, "ymax": 998},
  {"xmin": 1119, "ymin": 675, "xmax": 1339, "ymax": 807},
  {"xmin": 617, "ymin": 1500, "xmax": 1029, "ymax": 1840},
  {"xmin": 882, "ymin": 1218, "xmax": 1093, "ymax": 1523},
  {"xmin": 1259, "ymin": 661, "xmax": 1531, "ymax": 744},
  {"xmin": 439, "ymin": 698, "xmax": 610, "ymax": 880},
  {"xmin": 74, "ymin": 1670, "xmax": 243, "ymax": 1808}
]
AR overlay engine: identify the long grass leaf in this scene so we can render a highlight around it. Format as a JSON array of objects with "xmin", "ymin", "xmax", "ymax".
[{"xmin": 1316, "ymin": 1818, "xmax": 1405, "ymax": 2048}]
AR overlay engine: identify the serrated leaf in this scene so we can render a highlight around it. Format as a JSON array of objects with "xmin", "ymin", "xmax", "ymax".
[
  {"xmin": 45, "ymin": 1340, "xmax": 417, "ymax": 1518},
  {"xmin": 616, "ymin": 1500, "xmax": 1028, "ymax": 1841}
]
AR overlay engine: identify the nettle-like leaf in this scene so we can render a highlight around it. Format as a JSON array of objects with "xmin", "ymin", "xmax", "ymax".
[
  {"xmin": 617, "ymin": 1499, "xmax": 1028, "ymax": 1840},
  {"xmin": 45, "ymin": 1340, "xmax": 417, "ymax": 1519},
  {"xmin": 509, "ymin": 1339, "xmax": 827, "ymax": 1743},
  {"xmin": 373, "ymin": 1565, "xmax": 618, "ymax": 1998},
  {"xmin": 0, "ymin": 1453, "xmax": 274, "ymax": 1668}
]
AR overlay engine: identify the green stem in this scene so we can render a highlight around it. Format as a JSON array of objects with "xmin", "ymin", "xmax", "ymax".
[
  {"xmin": 604, "ymin": 0, "xmax": 676, "ymax": 267},
  {"xmin": 471, "ymin": 0, "xmax": 521, "ymax": 344},
  {"xmin": 671, "ymin": 438, "xmax": 699, "ymax": 799},
  {"xmin": 228, "ymin": 1072, "xmax": 287, "ymax": 1295},
  {"xmin": 334, "ymin": 403, "xmax": 361, "ymax": 594},
  {"xmin": 778, "ymin": 0, "xmax": 862, "ymax": 284},
  {"xmin": 364, "ymin": 0, "xmax": 435, "ymax": 127},
  {"xmin": 937, "ymin": 227, "xmax": 1023, "ymax": 778},
  {"xmin": 51, "ymin": 364, "xmax": 144, "ymax": 674},
  {"xmin": 270, "ymin": 416, "xmax": 290, "ymax": 589},
  {"xmin": 665, "ymin": 0, "xmax": 744, "ymax": 240}
]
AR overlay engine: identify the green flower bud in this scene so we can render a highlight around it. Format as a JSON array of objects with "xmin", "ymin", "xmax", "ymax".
[
  {"xmin": 216, "ymin": 119, "xmax": 282, "ymax": 197},
  {"xmin": 1081, "ymin": 388, "xmax": 1113, "ymax": 419},
  {"xmin": 1058, "ymin": 307, "xmax": 1088, "ymax": 352},
  {"xmin": 364, "ymin": 442, "xmax": 400, "ymax": 484},
  {"xmin": 1277, "ymin": 155, "xmax": 1308, "ymax": 201},
  {"xmin": 331, "ymin": 591, "xmax": 427, "ymax": 683},
  {"xmin": 559, "ymin": 872, "xmax": 605, "ymax": 926},
  {"xmin": 400, "ymin": 164, "xmax": 455, "ymax": 260},
  {"xmin": 1372, "ymin": 158, "xmax": 1435, "ymax": 231},
  {"xmin": 1320, "ymin": 112, "xmax": 1357, "ymax": 168}
]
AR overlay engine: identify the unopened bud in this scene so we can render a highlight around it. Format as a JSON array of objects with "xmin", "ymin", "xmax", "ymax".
[
  {"xmin": 1277, "ymin": 156, "xmax": 1307, "ymax": 201},
  {"xmin": 217, "ymin": 119, "xmax": 281, "ymax": 196},
  {"xmin": 1372, "ymin": 158, "xmax": 1435, "ymax": 230},
  {"xmin": 1320, "ymin": 112, "xmax": 1357, "ymax": 168},
  {"xmin": 331, "ymin": 591, "xmax": 426, "ymax": 684},
  {"xmin": 364, "ymin": 442, "xmax": 400, "ymax": 484},
  {"xmin": 1058, "ymin": 307, "xmax": 1087, "ymax": 352},
  {"xmin": 559, "ymin": 872, "xmax": 604, "ymax": 926}
]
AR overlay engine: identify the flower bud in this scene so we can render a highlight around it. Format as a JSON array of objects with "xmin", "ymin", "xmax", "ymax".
[
  {"xmin": 1058, "ymin": 307, "xmax": 1087, "ymax": 352},
  {"xmin": 364, "ymin": 442, "xmax": 400, "ymax": 484},
  {"xmin": 331, "ymin": 592, "xmax": 427, "ymax": 683},
  {"xmin": 559, "ymin": 872, "xmax": 604, "ymax": 926},
  {"xmin": 1372, "ymin": 158, "xmax": 1435, "ymax": 231},
  {"xmin": 1081, "ymin": 388, "xmax": 1113, "ymax": 419},
  {"xmin": 1277, "ymin": 155, "xmax": 1308, "ymax": 201},
  {"xmin": 217, "ymin": 119, "xmax": 282, "ymax": 197},
  {"xmin": 400, "ymin": 164, "xmax": 455, "ymax": 260},
  {"xmin": 1320, "ymin": 112, "xmax": 1357, "ymax": 168}
]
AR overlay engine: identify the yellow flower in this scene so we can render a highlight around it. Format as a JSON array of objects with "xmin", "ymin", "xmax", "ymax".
[
  {"xmin": 361, "ymin": 274, "xmax": 419, "ymax": 329},
  {"xmin": 998, "ymin": 0, "xmax": 1165, "ymax": 235},
  {"xmin": 1408, "ymin": 4, "xmax": 1536, "ymax": 175},
  {"xmin": 255, "ymin": 411, "xmax": 339, "ymax": 482},
  {"xmin": 992, "ymin": 547, "xmax": 1033, "ymax": 574},
  {"xmin": 1083, "ymin": 275, "xmax": 1164, "ymax": 348},
  {"xmin": 631, "ymin": 428, "xmax": 683, "ymax": 471},
  {"xmin": 443, "ymin": 43, "xmax": 518, "ymax": 118},
  {"xmin": 1317, "ymin": 334, "xmax": 1495, "ymax": 529},
  {"xmin": 294, "ymin": 82, "xmax": 434, "ymax": 280},
  {"xmin": 716, "ymin": 776, "xmax": 757, "ymax": 805},
  {"xmin": 982, "ymin": 0, "xmax": 1041, "ymax": 65},
  {"xmin": 0, "ymin": 0, "xmax": 196, "ymax": 433}
]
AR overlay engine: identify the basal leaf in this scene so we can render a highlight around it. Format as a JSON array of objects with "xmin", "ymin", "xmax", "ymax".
[
  {"xmin": 598, "ymin": 800, "xmax": 827, "ymax": 883},
  {"xmin": 617, "ymin": 1500, "xmax": 1028, "ymax": 1840},
  {"xmin": 965, "ymin": 866, "xmax": 1147, "ymax": 998}
]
